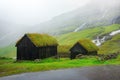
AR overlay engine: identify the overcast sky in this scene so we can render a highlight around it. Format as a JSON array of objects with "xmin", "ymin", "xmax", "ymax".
[
  {"xmin": 0, "ymin": 0, "xmax": 120, "ymax": 27},
  {"xmin": 0, "ymin": 0, "xmax": 91, "ymax": 26}
]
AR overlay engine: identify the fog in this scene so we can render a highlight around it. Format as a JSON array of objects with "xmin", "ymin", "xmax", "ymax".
[
  {"xmin": 0, "ymin": 0, "xmax": 119, "ymax": 31},
  {"xmin": 0, "ymin": 0, "xmax": 120, "ymax": 47},
  {"xmin": 0, "ymin": 0, "xmax": 90, "ymax": 26}
]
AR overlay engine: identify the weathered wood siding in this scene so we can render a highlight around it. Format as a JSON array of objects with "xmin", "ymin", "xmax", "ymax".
[{"xmin": 38, "ymin": 46, "xmax": 57, "ymax": 59}]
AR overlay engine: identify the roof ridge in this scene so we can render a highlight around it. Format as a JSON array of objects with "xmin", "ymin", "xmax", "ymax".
[
  {"xmin": 16, "ymin": 33, "xmax": 58, "ymax": 47},
  {"xmin": 77, "ymin": 39, "xmax": 99, "ymax": 51}
]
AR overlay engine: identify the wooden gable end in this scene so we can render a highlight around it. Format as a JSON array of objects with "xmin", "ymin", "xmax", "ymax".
[
  {"xmin": 16, "ymin": 35, "xmax": 35, "ymax": 47},
  {"xmin": 70, "ymin": 43, "xmax": 87, "ymax": 54}
]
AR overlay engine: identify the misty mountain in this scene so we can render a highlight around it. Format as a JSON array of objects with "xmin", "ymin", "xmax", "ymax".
[
  {"xmin": 0, "ymin": 0, "xmax": 120, "ymax": 47},
  {"xmin": 0, "ymin": 20, "xmax": 12, "ymax": 37},
  {"xmin": 32, "ymin": 2, "xmax": 120, "ymax": 35},
  {"xmin": 113, "ymin": 16, "xmax": 120, "ymax": 24},
  {"xmin": 0, "ymin": 20, "xmax": 30, "ymax": 47}
]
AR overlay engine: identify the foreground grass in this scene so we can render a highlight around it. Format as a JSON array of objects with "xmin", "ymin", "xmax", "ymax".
[{"xmin": 1, "ymin": 56, "xmax": 120, "ymax": 77}]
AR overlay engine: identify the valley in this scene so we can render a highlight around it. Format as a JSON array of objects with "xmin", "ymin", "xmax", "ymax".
[{"xmin": 0, "ymin": 0, "xmax": 120, "ymax": 78}]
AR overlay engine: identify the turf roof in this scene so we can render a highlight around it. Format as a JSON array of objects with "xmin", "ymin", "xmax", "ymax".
[
  {"xmin": 77, "ymin": 39, "xmax": 99, "ymax": 52},
  {"xmin": 17, "ymin": 33, "xmax": 58, "ymax": 47}
]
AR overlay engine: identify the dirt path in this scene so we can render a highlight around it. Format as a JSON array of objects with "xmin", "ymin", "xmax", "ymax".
[{"xmin": 0, "ymin": 65, "xmax": 120, "ymax": 80}]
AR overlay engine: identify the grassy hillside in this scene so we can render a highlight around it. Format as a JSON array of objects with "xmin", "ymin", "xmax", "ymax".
[
  {"xmin": 98, "ymin": 34, "xmax": 120, "ymax": 54},
  {"xmin": 58, "ymin": 24, "xmax": 120, "ymax": 45},
  {"xmin": 0, "ymin": 45, "xmax": 16, "ymax": 58},
  {"xmin": 57, "ymin": 24, "xmax": 120, "ymax": 56},
  {"xmin": 0, "ymin": 24, "xmax": 120, "ymax": 58}
]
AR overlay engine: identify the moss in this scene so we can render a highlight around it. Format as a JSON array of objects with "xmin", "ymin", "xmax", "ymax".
[
  {"xmin": 58, "ymin": 45, "xmax": 72, "ymax": 57},
  {"xmin": 77, "ymin": 39, "xmax": 99, "ymax": 52},
  {"xmin": 17, "ymin": 33, "xmax": 58, "ymax": 47},
  {"xmin": 58, "ymin": 45, "xmax": 72, "ymax": 54}
]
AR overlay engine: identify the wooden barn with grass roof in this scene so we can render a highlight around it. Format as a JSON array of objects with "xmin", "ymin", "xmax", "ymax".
[
  {"xmin": 16, "ymin": 33, "xmax": 58, "ymax": 60},
  {"xmin": 70, "ymin": 39, "xmax": 99, "ymax": 59}
]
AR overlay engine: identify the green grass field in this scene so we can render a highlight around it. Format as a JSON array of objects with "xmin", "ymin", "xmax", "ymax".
[{"xmin": 0, "ymin": 56, "xmax": 120, "ymax": 77}]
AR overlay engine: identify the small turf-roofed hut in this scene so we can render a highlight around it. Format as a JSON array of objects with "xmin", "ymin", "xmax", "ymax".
[
  {"xmin": 70, "ymin": 39, "xmax": 98, "ymax": 59},
  {"xmin": 16, "ymin": 33, "xmax": 58, "ymax": 60}
]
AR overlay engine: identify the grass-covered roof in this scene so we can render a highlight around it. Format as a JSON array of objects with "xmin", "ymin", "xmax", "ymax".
[
  {"xmin": 17, "ymin": 33, "xmax": 58, "ymax": 47},
  {"xmin": 77, "ymin": 39, "xmax": 99, "ymax": 52}
]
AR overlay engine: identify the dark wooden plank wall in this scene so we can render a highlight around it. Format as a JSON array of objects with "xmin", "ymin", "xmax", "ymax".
[
  {"xmin": 70, "ymin": 43, "xmax": 87, "ymax": 59},
  {"xmin": 38, "ymin": 46, "xmax": 57, "ymax": 59},
  {"xmin": 17, "ymin": 35, "xmax": 36, "ymax": 60},
  {"xmin": 70, "ymin": 43, "xmax": 87, "ymax": 54}
]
